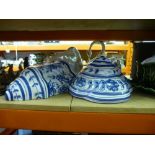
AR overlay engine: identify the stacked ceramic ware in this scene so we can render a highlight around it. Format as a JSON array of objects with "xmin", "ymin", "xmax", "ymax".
[
  {"xmin": 5, "ymin": 41, "xmax": 132, "ymax": 103},
  {"xmin": 69, "ymin": 41, "xmax": 132, "ymax": 103}
]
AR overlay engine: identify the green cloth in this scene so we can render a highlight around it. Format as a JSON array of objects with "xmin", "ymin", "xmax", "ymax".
[{"xmin": 0, "ymin": 94, "xmax": 72, "ymax": 112}]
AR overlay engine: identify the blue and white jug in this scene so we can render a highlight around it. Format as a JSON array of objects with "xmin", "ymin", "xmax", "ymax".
[{"xmin": 69, "ymin": 41, "xmax": 132, "ymax": 103}]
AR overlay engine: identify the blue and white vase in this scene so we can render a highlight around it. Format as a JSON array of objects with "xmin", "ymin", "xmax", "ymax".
[
  {"xmin": 69, "ymin": 41, "xmax": 132, "ymax": 103},
  {"xmin": 5, "ymin": 61, "xmax": 75, "ymax": 101}
]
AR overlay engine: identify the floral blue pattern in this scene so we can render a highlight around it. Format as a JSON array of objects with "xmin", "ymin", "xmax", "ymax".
[
  {"xmin": 76, "ymin": 77, "xmax": 86, "ymax": 87},
  {"xmin": 69, "ymin": 55, "xmax": 132, "ymax": 103},
  {"xmin": 5, "ymin": 61, "xmax": 75, "ymax": 101},
  {"xmin": 106, "ymin": 79, "xmax": 119, "ymax": 91}
]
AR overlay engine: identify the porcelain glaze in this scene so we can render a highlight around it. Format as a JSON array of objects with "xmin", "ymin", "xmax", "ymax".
[
  {"xmin": 5, "ymin": 61, "xmax": 75, "ymax": 101},
  {"xmin": 69, "ymin": 41, "xmax": 132, "ymax": 103}
]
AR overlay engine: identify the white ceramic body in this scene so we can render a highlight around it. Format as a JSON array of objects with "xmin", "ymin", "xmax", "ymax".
[
  {"xmin": 5, "ymin": 61, "xmax": 75, "ymax": 101},
  {"xmin": 69, "ymin": 55, "xmax": 132, "ymax": 103}
]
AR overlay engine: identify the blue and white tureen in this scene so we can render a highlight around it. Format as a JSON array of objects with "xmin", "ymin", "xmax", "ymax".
[{"xmin": 69, "ymin": 41, "xmax": 132, "ymax": 103}]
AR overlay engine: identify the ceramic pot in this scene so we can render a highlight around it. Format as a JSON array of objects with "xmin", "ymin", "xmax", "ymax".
[
  {"xmin": 69, "ymin": 41, "xmax": 132, "ymax": 103},
  {"xmin": 5, "ymin": 61, "xmax": 75, "ymax": 101},
  {"xmin": 5, "ymin": 67, "xmax": 49, "ymax": 100}
]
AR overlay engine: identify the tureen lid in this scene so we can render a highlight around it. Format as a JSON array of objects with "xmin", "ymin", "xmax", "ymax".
[
  {"xmin": 69, "ymin": 41, "xmax": 132, "ymax": 103},
  {"xmin": 82, "ymin": 41, "xmax": 122, "ymax": 78}
]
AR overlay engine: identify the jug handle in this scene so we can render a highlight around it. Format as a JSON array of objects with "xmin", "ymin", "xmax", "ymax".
[{"xmin": 86, "ymin": 41, "xmax": 105, "ymax": 63}]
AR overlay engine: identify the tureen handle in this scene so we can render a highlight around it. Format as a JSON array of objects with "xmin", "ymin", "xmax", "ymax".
[{"xmin": 87, "ymin": 41, "xmax": 105, "ymax": 63}]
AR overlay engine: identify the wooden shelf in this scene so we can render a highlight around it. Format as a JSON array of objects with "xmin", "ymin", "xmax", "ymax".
[
  {"xmin": 0, "ymin": 91, "xmax": 155, "ymax": 134},
  {"xmin": 0, "ymin": 91, "xmax": 155, "ymax": 114},
  {"xmin": 1, "ymin": 20, "xmax": 155, "ymax": 31},
  {"xmin": 0, "ymin": 19, "xmax": 154, "ymax": 134},
  {"xmin": 1, "ymin": 30, "xmax": 155, "ymax": 41},
  {"xmin": 0, "ymin": 20, "xmax": 155, "ymax": 40}
]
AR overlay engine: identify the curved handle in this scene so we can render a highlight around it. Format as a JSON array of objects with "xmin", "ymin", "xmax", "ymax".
[{"xmin": 87, "ymin": 41, "xmax": 105, "ymax": 63}]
